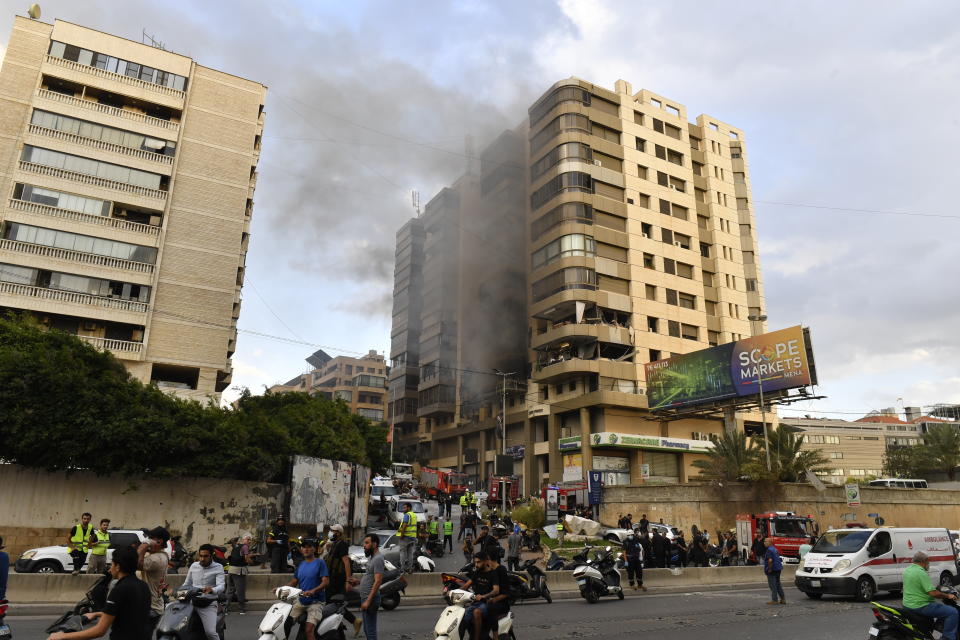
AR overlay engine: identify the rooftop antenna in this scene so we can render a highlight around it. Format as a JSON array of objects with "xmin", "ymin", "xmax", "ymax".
[
  {"xmin": 27, "ymin": 4, "xmax": 41, "ymax": 19},
  {"xmin": 141, "ymin": 28, "xmax": 166, "ymax": 51},
  {"xmin": 411, "ymin": 190, "xmax": 420, "ymax": 217}
]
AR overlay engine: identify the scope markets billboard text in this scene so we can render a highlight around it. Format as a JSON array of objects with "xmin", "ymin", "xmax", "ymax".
[{"xmin": 644, "ymin": 325, "xmax": 816, "ymax": 410}]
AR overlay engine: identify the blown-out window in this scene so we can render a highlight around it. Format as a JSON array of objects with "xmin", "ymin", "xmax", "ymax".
[{"xmin": 531, "ymin": 234, "xmax": 596, "ymax": 270}]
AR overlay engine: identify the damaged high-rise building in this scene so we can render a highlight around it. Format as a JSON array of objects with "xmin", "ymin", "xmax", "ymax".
[{"xmin": 388, "ymin": 78, "xmax": 768, "ymax": 493}]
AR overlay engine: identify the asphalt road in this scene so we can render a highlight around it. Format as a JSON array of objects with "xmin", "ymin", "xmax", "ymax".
[{"xmin": 10, "ymin": 584, "xmax": 888, "ymax": 639}]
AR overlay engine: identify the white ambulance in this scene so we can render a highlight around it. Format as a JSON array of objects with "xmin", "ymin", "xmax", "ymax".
[{"xmin": 795, "ymin": 527, "xmax": 959, "ymax": 601}]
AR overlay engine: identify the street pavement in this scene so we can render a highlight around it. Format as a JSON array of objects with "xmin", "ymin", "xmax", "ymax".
[{"xmin": 8, "ymin": 584, "xmax": 887, "ymax": 639}]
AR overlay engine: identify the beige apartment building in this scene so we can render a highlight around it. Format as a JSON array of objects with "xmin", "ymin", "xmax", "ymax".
[
  {"xmin": 0, "ymin": 16, "xmax": 265, "ymax": 401},
  {"xmin": 781, "ymin": 417, "xmax": 888, "ymax": 484},
  {"xmin": 271, "ymin": 349, "xmax": 389, "ymax": 422},
  {"xmin": 390, "ymin": 77, "xmax": 771, "ymax": 492}
]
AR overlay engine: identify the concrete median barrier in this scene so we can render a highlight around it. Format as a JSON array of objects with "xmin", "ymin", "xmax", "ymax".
[{"xmin": 6, "ymin": 564, "xmax": 796, "ymax": 605}]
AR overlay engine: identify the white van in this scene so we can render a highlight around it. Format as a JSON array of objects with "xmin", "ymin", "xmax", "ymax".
[{"xmin": 795, "ymin": 527, "xmax": 959, "ymax": 601}]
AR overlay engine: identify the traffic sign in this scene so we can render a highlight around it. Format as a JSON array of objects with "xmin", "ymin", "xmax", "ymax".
[
  {"xmin": 867, "ymin": 513, "xmax": 879, "ymax": 518},
  {"xmin": 875, "ymin": 516, "xmax": 885, "ymax": 526}
]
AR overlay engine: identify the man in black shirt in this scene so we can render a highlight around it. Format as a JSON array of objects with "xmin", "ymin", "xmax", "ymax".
[
  {"xmin": 459, "ymin": 552, "xmax": 502, "ymax": 640},
  {"xmin": 483, "ymin": 552, "xmax": 511, "ymax": 638},
  {"xmin": 267, "ymin": 517, "xmax": 290, "ymax": 574},
  {"xmin": 48, "ymin": 547, "xmax": 151, "ymax": 640}
]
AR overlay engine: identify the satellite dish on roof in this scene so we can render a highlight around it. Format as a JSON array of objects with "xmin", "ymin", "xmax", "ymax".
[{"xmin": 27, "ymin": 4, "xmax": 41, "ymax": 19}]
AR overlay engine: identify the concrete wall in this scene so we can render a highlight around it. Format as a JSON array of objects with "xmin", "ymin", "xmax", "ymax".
[
  {"xmin": 600, "ymin": 482, "xmax": 960, "ymax": 533},
  {"xmin": 0, "ymin": 464, "xmax": 284, "ymax": 556}
]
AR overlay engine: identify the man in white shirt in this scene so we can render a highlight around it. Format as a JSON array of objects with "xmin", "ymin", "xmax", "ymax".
[{"xmin": 182, "ymin": 544, "xmax": 226, "ymax": 640}]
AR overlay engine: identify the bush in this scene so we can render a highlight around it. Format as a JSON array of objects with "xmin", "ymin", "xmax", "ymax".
[{"xmin": 510, "ymin": 501, "xmax": 545, "ymax": 530}]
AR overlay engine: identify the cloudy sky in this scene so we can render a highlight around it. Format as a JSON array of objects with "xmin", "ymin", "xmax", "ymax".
[{"xmin": 3, "ymin": 0, "xmax": 959, "ymax": 420}]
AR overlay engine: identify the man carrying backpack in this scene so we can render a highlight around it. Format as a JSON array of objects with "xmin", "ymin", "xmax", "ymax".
[{"xmin": 226, "ymin": 534, "xmax": 254, "ymax": 614}]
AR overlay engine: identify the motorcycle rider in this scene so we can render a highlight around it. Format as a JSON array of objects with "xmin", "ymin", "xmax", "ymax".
[
  {"xmin": 623, "ymin": 528, "xmax": 646, "ymax": 591},
  {"xmin": 903, "ymin": 551, "xmax": 959, "ymax": 640},
  {"xmin": 47, "ymin": 546, "xmax": 151, "ymax": 640},
  {"xmin": 457, "ymin": 551, "xmax": 502, "ymax": 640},
  {"xmin": 181, "ymin": 544, "xmax": 226, "ymax": 640},
  {"xmin": 285, "ymin": 539, "xmax": 329, "ymax": 640}
]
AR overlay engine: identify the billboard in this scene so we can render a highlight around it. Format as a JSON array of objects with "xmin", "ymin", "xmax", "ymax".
[
  {"xmin": 644, "ymin": 325, "xmax": 816, "ymax": 411},
  {"xmin": 289, "ymin": 455, "xmax": 371, "ymax": 538}
]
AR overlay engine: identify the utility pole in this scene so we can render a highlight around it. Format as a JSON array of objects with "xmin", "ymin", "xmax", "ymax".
[
  {"xmin": 494, "ymin": 369, "xmax": 515, "ymax": 515},
  {"xmin": 748, "ymin": 314, "xmax": 771, "ymax": 472}
]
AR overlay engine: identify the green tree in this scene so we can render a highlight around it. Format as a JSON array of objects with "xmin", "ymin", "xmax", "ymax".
[
  {"xmin": 0, "ymin": 315, "xmax": 388, "ymax": 482},
  {"xmin": 922, "ymin": 424, "xmax": 960, "ymax": 480},
  {"xmin": 692, "ymin": 429, "xmax": 758, "ymax": 481},
  {"xmin": 764, "ymin": 426, "xmax": 831, "ymax": 482},
  {"xmin": 883, "ymin": 445, "xmax": 930, "ymax": 479}
]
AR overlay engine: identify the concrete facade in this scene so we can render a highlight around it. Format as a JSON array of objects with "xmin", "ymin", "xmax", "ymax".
[
  {"xmin": 270, "ymin": 348, "xmax": 389, "ymax": 422},
  {"xmin": 388, "ymin": 77, "xmax": 771, "ymax": 493},
  {"xmin": 0, "ymin": 16, "xmax": 266, "ymax": 401},
  {"xmin": 0, "ymin": 463, "xmax": 284, "ymax": 557}
]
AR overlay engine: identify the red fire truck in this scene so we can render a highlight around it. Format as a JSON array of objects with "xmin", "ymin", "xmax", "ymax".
[
  {"xmin": 488, "ymin": 475, "xmax": 520, "ymax": 507},
  {"xmin": 419, "ymin": 467, "xmax": 469, "ymax": 499},
  {"xmin": 736, "ymin": 511, "xmax": 815, "ymax": 562}
]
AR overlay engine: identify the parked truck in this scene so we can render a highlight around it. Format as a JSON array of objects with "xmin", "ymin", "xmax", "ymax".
[
  {"xmin": 487, "ymin": 475, "xmax": 520, "ymax": 507},
  {"xmin": 736, "ymin": 511, "xmax": 815, "ymax": 563},
  {"xmin": 420, "ymin": 467, "xmax": 469, "ymax": 499}
]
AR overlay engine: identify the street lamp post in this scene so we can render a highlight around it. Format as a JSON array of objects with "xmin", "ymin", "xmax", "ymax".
[
  {"xmin": 748, "ymin": 314, "xmax": 771, "ymax": 472},
  {"xmin": 494, "ymin": 369, "xmax": 516, "ymax": 515}
]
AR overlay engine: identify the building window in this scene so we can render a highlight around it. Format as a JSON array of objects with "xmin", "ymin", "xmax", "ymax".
[
  {"xmin": 532, "ymin": 267, "xmax": 597, "ymax": 302},
  {"xmin": 358, "ymin": 408, "xmax": 384, "ymax": 421},
  {"xmin": 665, "ymin": 289, "xmax": 678, "ymax": 305},
  {"xmin": 647, "ymin": 316, "xmax": 659, "ymax": 332},
  {"xmin": 635, "ymin": 137, "xmax": 646, "ymax": 152},
  {"xmin": 678, "ymin": 292, "xmax": 696, "ymax": 310},
  {"xmin": 531, "ymin": 142, "xmax": 593, "ymax": 180},
  {"xmin": 681, "ymin": 323, "xmax": 699, "ymax": 340},
  {"xmin": 649, "ymin": 349, "xmax": 661, "ymax": 362},
  {"xmin": 48, "ymin": 40, "xmax": 187, "ymax": 91},
  {"xmin": 13, "ymin": 183, "xmax": 111, "ymax": 217},
  {"xmin": 532, "ymin": 234, "xmax": 596, "ymax": 270},
  {"xmin": 530, "ymin": 113, "xmax": 591, "ymax": 151},
  {"xmin": 668, "ymin": 320, "xmax": 680, "ymax": 337},
  {"xmin": 31, "ymin": 109, "xmax": 176, "ymax": 156},
  {"xmin": 645, "ymin": 284, "xmax": 657, "ymax": 301},
  {"xmin": 663, "ymin": 258, "xmax": 676, "ymax": 275},
  {"xmin": 335, "ymin": 390, "xmax": 353, "ymax": 402},
  {"xmin": 21, "ymin": 146, "xmax": 165, "ymax": 190},
  {"xmin": 531, "ymin": 202, "xmax": 593, "ymax": 239},
  {"xmin": 2, "ymin": 222, "xmax": 157, "ymax": 263},
  {"xmin": 530, "ymin": 172, "xmax": 592, "ymax": 210},
  {"xmin": 528, "ymin": 86, "xmax": 591, "ymax": 125},
  {"xmin": 830, "ymin": 452, "xmax": 844, "ymax": 459},
  {"xmin": 643, "ymin": 253, "xmax": 655, "ymax": 269}
]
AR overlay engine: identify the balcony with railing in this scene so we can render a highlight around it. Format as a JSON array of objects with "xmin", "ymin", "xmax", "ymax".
[
  {"xmin": 45, "ymin": 55, "xmax": 185, "ymax": 101},
  {"xmin": 18, "ymin": 161, "xmax": 168, "ymax": 200},
  {"xmin": 35, "ymin": 89, "xmax": 180, "ymax": 131},
  {"xmin": 76, "ymin": 334, "xmax": 144, "ymax": 359},
  {"xmin": 27, "ymin": 123, "xmax": 174, "ymax": 165},
  {"xmin": 0, "ymin": 280, "xmax": 149, "ymax": 313},
  {"xmin": 7, "ymin": 199, "xmax": 161, "ymax": 237},
  {"xmin": 0, "ymin": 238, "xmax": 155, "ymax": 274}
]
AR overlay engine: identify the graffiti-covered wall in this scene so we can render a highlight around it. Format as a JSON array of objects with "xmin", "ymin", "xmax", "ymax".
[{"xmin": 289, "ymin": 456, "xmax": 370, "ymax": 537}]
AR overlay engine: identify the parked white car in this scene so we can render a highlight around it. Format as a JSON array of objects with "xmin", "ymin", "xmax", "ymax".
[
  {"xmin": 603, "ymin": 523, "xmax": 679, "ymax": 544},
  {"xmin": 15, "ymin": 529, "xmax": 147, "ymax": 573}
]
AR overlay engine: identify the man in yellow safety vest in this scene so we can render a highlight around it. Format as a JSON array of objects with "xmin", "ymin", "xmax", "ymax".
[
  {"xmin": 443, "ymin": 517, "xmax": 454, "ymax": 552},
  {"xmin": 557, "ymin": 518, "xmax": 565, "ymax": 545},
  {"xmin": 427, "ymin": 515, "xmax": 439, "ymax": 543},
  {"xmin": 87, "ymin": 518, "xmax": 111, "ymax": 574},
  {"xmin": 396, "ymin": 503, "xmax": 418, "ymax": 572},
  {"xmin": 67, "ymin": 512, "xmax": 94, "ymax": 575}
]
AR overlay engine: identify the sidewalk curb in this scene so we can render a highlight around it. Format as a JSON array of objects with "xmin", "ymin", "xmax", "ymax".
[{"xmin": 5, "ymin": 582, "xmax": 771, "ymax": 616}]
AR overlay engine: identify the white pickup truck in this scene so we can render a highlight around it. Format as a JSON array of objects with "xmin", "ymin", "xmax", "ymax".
[{"xmin": 15, "ymin": 529, "xmax": 148, "ymax": 573}]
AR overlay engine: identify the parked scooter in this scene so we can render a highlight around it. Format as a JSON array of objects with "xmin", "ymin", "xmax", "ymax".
[
  {"xmin": 349, "ymin": 553, "xmax": 405, "ymax": 611},
  {"xmin": 313, "ymin": 594, "xmax": 351, "ymax": 640},
  {"xmin": 415, "ymin": 545, "xmax": 437, "ymax": 572},
  {"xmin": 545, "ymin": 552, "xmax": 566, "ymax": 572},
  {"xmin": 867, "ymin": 584, "xmax": 960, "ymax": 639},
  {"xmin": 572, "ymin": 547, "xmax": 623, "ymax": 604},
  {"xmin": 155, "ymin": 587, "xmax": 226, "ymax": 640},
  {"xmin": 512, "ymin": 559, "xmax": 552, "ymax": 604},
  {"xmin": 426, "ymin": 538, "xmax": 446, "ymax": 558},
  {"xmin": 521, "ymin": 529, "xmax": 541, "ymax": 553},
  {"xmin": 434, "ymin": 589, "xmax": 515, "ymax": 640}
]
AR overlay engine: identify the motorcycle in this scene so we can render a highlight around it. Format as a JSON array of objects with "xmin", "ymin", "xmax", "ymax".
[
  {"xmin": 867, "ymin": 585, "xmax": 960, "ymax": 639},
  {"xmin": 0, "ymin": 599, "xmax": 10, "ymax": 640},
  {"xmin": 434, "ymin": 589, "xmax": 516, "ymax": 640},
  {"xmin": 169, "ymin": 536, "xmax": 191, "ymax": 574},
  {"xmin": 155, "ymin": 587, "xmax": 226, "ymax": 640},
  {"xmin": 349, "ymin": 553, "xmax": 405, "ymax": 611},
  {"xmin": 258, "ymin": 586, "xmax": 300, "ymax": 640},
  {"xmin": 313, "ymin": 594, "xmax": 351, "ymax": 640},
  {"xmin": 572, "ymin": 546, "xmax": 624, "ymax": 604},
  {"xmin": 45, "ymin": 573, "xmax": 114, "ymax": 634},
  {"xmin": 521, "ymin": 529, "xmax": 541, "ymax": 553},
  {"xmin": 545, "ymin": 552, "xmax": 566, "ymax": 572},
  {"xmin": 415, "ymin": 545, "xmax": 437, "ymax": 572},
  {"xmin": 426, "ymin": 538, "xmax": 446, "ymax": 558},
  {"xmin": 512, "ymin": 559, "xmax": 552, "ymax": 604}
]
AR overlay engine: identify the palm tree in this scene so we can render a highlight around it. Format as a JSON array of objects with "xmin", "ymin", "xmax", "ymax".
[
  {"xmin": 765, "ymin": 426, "xmax": 831, "ymax": 482},
  {"xmin": 692, "ymin": 429, "xmax": 758, "ymax": 481}
]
